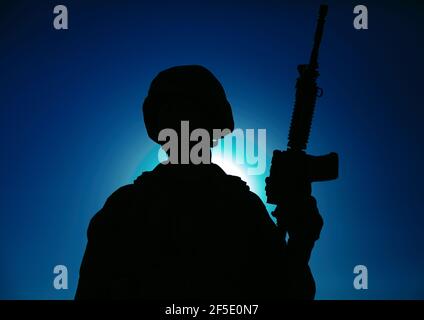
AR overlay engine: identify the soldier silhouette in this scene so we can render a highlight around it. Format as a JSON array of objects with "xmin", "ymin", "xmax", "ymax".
[{"xmin": 75, "ymin": 65, "xmax": 323, "ymax": 300}]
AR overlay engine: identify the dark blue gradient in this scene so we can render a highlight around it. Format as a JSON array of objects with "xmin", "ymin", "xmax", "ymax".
[{"xmin": 0, "ymin": 0, "xmax": 423, "ymax": 299}]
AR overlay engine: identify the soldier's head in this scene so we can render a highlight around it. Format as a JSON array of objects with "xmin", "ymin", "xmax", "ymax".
[{"xmin": 142, "ymin": 65, "xmax": 234, "ymax": 164}]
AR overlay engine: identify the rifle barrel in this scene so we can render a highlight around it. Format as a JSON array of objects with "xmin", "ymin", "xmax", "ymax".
[{"xmin": 309, "ymin": 5, "xmax": 328, "ymax": 69}]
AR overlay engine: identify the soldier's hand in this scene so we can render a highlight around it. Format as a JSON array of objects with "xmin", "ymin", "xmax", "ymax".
[
  {"xmin": 272, "ymin": 198, "xmax": 323, "ymax": 242},
  {"xmin": 266, "ymin": 150, "xmax": 311, "ymax": 204},
  {"xmin": 266, "ymin": 150, "xmax": 323, "ymax": 241}
]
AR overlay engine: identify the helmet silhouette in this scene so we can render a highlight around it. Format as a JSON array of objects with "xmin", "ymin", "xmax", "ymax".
[{"xmin": 142, "ymin": 65, "xmax": 235, "ymax": 143}]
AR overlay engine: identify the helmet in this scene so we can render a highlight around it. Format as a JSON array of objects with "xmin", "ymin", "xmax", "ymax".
[{"xmin": 142, "ymin": 65, "xmax": 234, "ymax": 144}]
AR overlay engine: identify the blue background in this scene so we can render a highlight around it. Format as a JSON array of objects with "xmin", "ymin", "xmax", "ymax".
[{"xmin": 0, "ymin": 0, "xmax": 423, "ymax": 299}]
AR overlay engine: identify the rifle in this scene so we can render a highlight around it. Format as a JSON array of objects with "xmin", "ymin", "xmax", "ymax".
[{"xmin": 266, "ymin": 5, "xmax": 338, "ymax": 229}]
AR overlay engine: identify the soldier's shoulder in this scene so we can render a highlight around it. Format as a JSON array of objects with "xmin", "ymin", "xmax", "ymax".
[
  {"xmin": 223, "ymin": 174, "xmax": 250, "ymax": 192},
  {"xmin": 221, "ymin": 174, "xmax": 265, "ymax": 207},
  {"xmin": 107, "ymin": 184, "xmax": 137, "ymax": 201},
  {"xmin": 89, "ymin": 184, "xmax": 136, "ymax": 222},
  {"xmin": 89, "ymin": 172, "xmax": 155, "ymax": 220},
  {"xmin": 104, "ymin": 171, "xmax": 158, "ymax": 205}
]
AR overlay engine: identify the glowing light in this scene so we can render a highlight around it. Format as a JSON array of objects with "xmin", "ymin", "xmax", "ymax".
[{"xmin": 211, "ymin": 152, "xmax": 252, "ymax": 189}]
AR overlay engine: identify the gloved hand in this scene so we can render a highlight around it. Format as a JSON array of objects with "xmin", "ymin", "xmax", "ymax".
[
  {"xmin": 266, "ymin": 150, "xmax": 323, "ymax": 242},
  {"xmin": 266, "ymin": 150, "xmax": 311, "ymax": 203}
]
